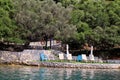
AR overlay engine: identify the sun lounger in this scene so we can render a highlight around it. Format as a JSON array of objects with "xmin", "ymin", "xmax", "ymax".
[
  {"xmin": 77, "ymin": 54, "xmax": 87, "ymax": 62},
  {"xmin": 77, "ymin": 55, "xmax": 82, "ymax": 61},
  {"xmin": 40, "ymin": 53, "xmax": 48, "ymax": 61},
  {"xmin": 59, "ymin": 53, "xmax": 64, "ymax": 60},
  {"xmin": 66, "ymin": 54, "xmax": 72, "ymax": 60},
  {"xmin": 81, "ymin": 54, "xmax": 87, "ymax": 61},
  {"xmin": 89, "ymin": 54, "xmax": 95, "ymax": 61}
]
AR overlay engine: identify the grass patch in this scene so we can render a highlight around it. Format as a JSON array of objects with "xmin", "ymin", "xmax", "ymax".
[{"xmin": 39, "ymin": 60, "xmax": 106, "ymax": 64}]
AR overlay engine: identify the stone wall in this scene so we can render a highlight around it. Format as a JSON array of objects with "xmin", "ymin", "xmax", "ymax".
[
  {"xmin": 39, "ymin": 62, "xmax": 120, "ymax": 69},
  {"xmin": 0, "ymin": 50, "xmax": 57, "ymax": 64},
  {"xmin": 0, "ymin": 50, "xmax": 120, "ymax": 69},
  {"xmin": 0, "ymin": 51, "xmax": 19, "ymax": 63},
  {"xmin": 106, "ymin": 60, "xmax": 120, "ymax": 64}
]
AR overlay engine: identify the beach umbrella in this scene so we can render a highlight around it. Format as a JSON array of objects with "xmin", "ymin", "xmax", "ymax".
[
  {"xmin": 90, "ymin": 46, "xmax": 93, "ymax": 55},
  {"xmin": 66, "ymin": 44, "xmax": 69, "ymax": 55},
  {"xmin": 66, "ymin": 44, "xmax": 72, "ymax": 60},
  {"xmin": 89, "ymin": 46, "xmax": 94, "ymax": 61}
]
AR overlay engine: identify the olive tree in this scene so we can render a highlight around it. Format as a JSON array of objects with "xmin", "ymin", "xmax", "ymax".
[{"xmin": 13, "ymin": 0, "xmax": 77, "ymax": 48}]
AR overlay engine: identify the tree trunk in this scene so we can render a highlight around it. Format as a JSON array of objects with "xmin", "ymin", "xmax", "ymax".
[
  {"xmin": 50, "ymin": 38, "xmax": 52, "ymax": 49},
  {"xmin": 45, "ymin": 39, "xmax": 48, "ymax": 50}
]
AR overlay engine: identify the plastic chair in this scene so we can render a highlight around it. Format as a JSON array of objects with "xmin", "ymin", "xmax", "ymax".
[
  {"xmin": 77, "ymin": 55, "xmax": 82, "ymax": 61},
  {"xmin": 77, "ymin": 54, "xmax": 87, "ymax": 62},
  {"xmin": 40, "ymin": 53, "xmax": 48, "ymax": 61}
]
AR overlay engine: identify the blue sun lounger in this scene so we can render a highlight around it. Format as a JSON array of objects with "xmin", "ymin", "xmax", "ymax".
[
  {"xmin": 77, "ymin": 55, "xmax": 82, "ymax": 61},
  {"xmin": 40, "ymin": 53, "xmax": 48, "ymax": 61}
]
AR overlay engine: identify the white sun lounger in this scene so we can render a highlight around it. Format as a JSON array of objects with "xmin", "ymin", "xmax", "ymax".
[
  {"xmin": 66, "ymin": 54, "xmax": 72, "ymax": 60},
  {"xmin": 81, "ymin": 54, "xmax": 87, "ymax": 61},
  {"xmin": 59, "ymin": 53, "xmax": 64, "ymax": 60}
]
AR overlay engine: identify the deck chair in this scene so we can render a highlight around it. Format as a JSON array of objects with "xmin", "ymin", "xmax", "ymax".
[
  {"xmin": 89, "ymin": 54, "xmax": 95, "ymax": 61},
  {"xmin": 77, "ymin": 55, "xmax": 82, "ymax": 61},
  {"xmin": 59, "ymin": 53, "xmax": 64, "ymax": 60},
  {"xmin": 40, "ymin": 53, "xmax": 48, "ymax": 61},
  {"xmin": 81, "ymin": 54, "xmax": 87, "ymax": 61},
  {"xmin": 77, "ymin": 54, "xmax": 87, "ymax": 62},
  {"xmin": 66, "ymin": 54, "xmax": 72, "ymax": 60}
]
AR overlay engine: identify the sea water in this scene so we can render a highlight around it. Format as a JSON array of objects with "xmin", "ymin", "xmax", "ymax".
[{"xmin": 0, "ymin": 65, "xmax": 120, "ymax": 80}]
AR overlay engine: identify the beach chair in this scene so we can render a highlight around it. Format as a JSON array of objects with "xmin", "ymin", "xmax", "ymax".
[
  {"xmin": 77, "ymin": 55, "xmax": 82, "ymax": 61},
  {"xmin": 81, "ymin": 54, "xmax": 87, "ymax": 61},
  {"xmin": 40, "ymin": 53, "xmax": 48, "ymax": 61},
  {"xmin": 77, "ymin": 54, "xmax": 87, "ymax": 62},
  {"xmin": 89, "ymin": 54, "xmax": 95, "ymax": 61},
  {"xmin": 66, "ymin": 54, "xmax": 72, "ymax": 60},
  {"xmin": 59, "ymin": 53, "xmax": 64, "ymax": 60}
]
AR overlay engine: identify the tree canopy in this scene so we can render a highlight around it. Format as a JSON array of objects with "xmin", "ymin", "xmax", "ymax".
[
  {"xmin": 69, "ymin": 0, "xmax": 120, "ymax": 49},
  {"xmin": 0, "ymin": 0, "xmax": 23, "ymax": 43},
  {"xmin": 13, "ymin": 0, "xmax": 77, "ymax": 48},
  {"xmin": 0, "ymin": 0, "xmax": 120, "ymax": 51}
]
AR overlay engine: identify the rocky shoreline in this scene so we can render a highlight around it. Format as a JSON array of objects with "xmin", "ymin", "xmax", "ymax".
[
  {"xmin": 4, "ymin": 62, "xmax": 120, "ymax": 69},
  {"xmin": 0, "ymin": 50, "xmax": 120, "ymax": 69},
  {"xmin": 5, "ymin": 61, "xmax": 118, "ymax": 69}
]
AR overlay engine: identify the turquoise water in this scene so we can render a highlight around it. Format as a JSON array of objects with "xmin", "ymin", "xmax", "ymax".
[{"xmin": 0, "ymin": 65, "xmax": 120, "ymax": 80}]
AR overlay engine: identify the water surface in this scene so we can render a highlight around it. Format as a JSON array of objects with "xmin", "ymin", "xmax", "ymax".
[{"xmin": 0, "ymin": 65, "xmax": 120, "ymax": 80}]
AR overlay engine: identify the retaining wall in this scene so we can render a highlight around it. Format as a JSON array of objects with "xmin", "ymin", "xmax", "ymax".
[
  {"xmin": 0, "ymin": 50, "xmax": 120, "ymax": 69},
  {"xmin": 0, "ymin": 50, "xmax": 57, "ymax": 64}
]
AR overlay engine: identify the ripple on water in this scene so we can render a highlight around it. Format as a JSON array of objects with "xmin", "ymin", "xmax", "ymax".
[{"xmin": 0, "ymin": 65, "xmax": 120, "ymax": 80}]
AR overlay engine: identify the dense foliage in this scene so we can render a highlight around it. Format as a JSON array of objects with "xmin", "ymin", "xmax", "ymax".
[
  {"xmin": 56, "ymin": 0, "xmax": 120, "ymax": 50},
  {"xmin": 70, "ymin": 0, "xmax": 120, "ymax": 49},
  {"xmin": 0, "ymin": 0, "xmax": 23, "ymax": 43},
  {"xmin": 13, "ymin": 0, "xmax": 77, "ymax": 49},
  {"xmin": 0, "ymin": 0, "xmax": 120, "ymax": 51}
]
